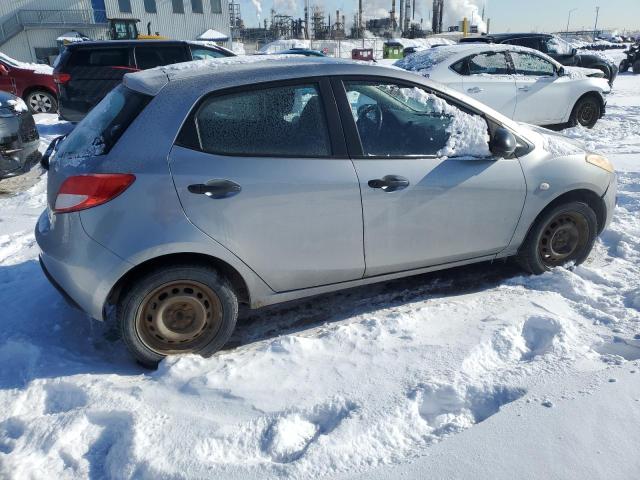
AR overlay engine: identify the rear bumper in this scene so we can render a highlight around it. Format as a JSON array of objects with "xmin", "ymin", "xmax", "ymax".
[{"xmin": 36, "ymin": 209, "xmax": 131, "ymax": 321}]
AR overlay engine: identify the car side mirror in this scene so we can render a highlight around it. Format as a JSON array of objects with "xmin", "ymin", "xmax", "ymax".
[
  {"xmin": 557, "ymin": 66, "xmax": 566, "ymax": 76},
  {"xmin": 40, "ymin": 134, "xmax": 67, "ymax": 171},
  {"xmin": 0, "ymin": 64, "xmax": 8, "ymax": 76},
  {"xmin": 571, "ymin": 48, "xmax": 578, "ymax": 56},
  {"xmin": 490, "ymin": 127, "xmax": 517, "ymax": 158}
]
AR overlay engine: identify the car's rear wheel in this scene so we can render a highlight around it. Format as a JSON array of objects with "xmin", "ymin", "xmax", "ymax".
[
  {"xmin": 118, "ymin": 265, "xmax": 238, "ymax": 367},
  {"xmin": 25, "ymin": 90, "xmax": 57, "ymax": 114},
  {"xmin": 570, "ymin": 96, "xmax": 601, "ymax": 129},
  {"xmin": 517, "ymin": 202, "xmax": 598, "ymax": 274}
]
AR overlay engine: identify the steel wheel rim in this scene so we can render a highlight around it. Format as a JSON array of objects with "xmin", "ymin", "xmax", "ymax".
[
  {"xmin": 577, "ymin": 102, "xmax": 597, "ymax": 126},
  {"xmin": 28, "ymin": 93, "xmax": 52, "ymax": 113},
  {"xmin": 538, "ymin": 212, "xmax": 589, "ymax": 267},
  {"xmin": 135, "ymin": 280, "xmax": 223, "ymax": 355}
]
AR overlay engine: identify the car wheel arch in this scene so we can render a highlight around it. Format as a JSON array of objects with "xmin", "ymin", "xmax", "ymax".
[
  {"xmin": 519, "ymin": 189, "xmax": 607, "ymax": 255},
  {"xmin": 22, "ymin": 85, "xmax": 57, "ymax": 101},
  {"xmin": 104, "ymin": 252, "xmax": 250, "ymax": 322}
]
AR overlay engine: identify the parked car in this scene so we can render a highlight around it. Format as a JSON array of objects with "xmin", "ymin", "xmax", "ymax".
[
  {"xmin": 0, "ymin": 92, "xmax": 40, "ymax": 179},
  {"xmin": 53, "ymin": 40, "xmax": 235, "ymax": 122},
  {"xmin": 37, "ymin": 57, "xmax": 616, "ymax": 366},
  {"xmin": 397, "ymin": 44, "xmax": 610, "ymax": 128},
  {"xmin": 459, "ymin": 33, "xmax": 619, "ymax": 86},
  {"xmin": 276, "ymin": 48, "xmax": 326, "ymax": 57},
  {"xmin": 0, "ymin": 52, "xmax": 58, "ymax": 114}
]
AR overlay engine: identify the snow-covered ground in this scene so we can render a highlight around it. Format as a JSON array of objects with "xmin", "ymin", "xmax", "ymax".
[{"xmin": 0, "ymin": 73, "xmax": 639, "ymax": 479}]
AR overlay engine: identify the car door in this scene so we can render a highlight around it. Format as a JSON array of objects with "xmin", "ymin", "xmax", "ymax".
[
  {"xmin": 334, "ymin": 78, "xmax": 526, "ymax": 277},
  {"xmin": 509, "ymin": 51, "xmax": 568, "ymax": 125},
  {"xmin": 460, "ymin": 51, "xmax": 517, "ymax": 118},
  {"xmin": 169, "ymin": 79, "xmax": 365, "ymax": 292}
]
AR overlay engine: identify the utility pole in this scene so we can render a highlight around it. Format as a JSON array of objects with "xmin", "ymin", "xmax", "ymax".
[
  {"xmin": 566, "ymin": 8, "xmax": 577, "ymax": 33},
  {"xmin": 593, "ymin": 6, "xmax": 600, "ymax": 42}
]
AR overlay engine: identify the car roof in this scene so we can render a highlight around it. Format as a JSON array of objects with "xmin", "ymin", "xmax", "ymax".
[
  {"xmin": 63, "ymin": 40, "xmax": 197, "ymax": 49},
  {"xmin": 124, "ymin": 55, "xmax": 447, "ymax": 97},
  {"xmin": 462, "ymin": 33, "xmax": 553, "ymax": 42}
]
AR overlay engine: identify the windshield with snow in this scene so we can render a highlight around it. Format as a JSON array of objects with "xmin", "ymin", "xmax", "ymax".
[{"xmin": 55, "ymin": 85, "xmax": 151, "ymax": 162}]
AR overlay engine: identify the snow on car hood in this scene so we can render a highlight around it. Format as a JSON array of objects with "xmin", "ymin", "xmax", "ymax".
[
  {"xmin": 524, "ymin": 124, "xmax": 587, "ymax": 157},
  {"xmin": 562, "ymin": 66, "xmax": 605, "ymax": 79}
]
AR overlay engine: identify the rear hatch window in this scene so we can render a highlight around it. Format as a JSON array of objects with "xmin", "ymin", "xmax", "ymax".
[{"xmin": 55, "ymin": 84, "xmax": 151, "ymax": 163}]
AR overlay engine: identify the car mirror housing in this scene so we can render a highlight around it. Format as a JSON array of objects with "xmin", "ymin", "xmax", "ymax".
[
  {"xmin": 571, "ymin": 48, "xmax": 578, "ymax": 56},
  {"xmin": 0, "ymin": 64, "xmax": 9, "ymax": 76},
  {"xmin": 490, "ymin": 127, "xmax": 517, "ymax": 158},
  {"xmin": 557, "ymin": 66, "xmax": 566, "ymax": 76}
]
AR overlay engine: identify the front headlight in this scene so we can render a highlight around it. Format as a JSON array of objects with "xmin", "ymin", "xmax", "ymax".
[{"xmin": 586, "ymin": 153, "xmax": 615, "ymax": 173}]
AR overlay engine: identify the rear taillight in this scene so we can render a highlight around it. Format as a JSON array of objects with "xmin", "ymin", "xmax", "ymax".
[
  {"xmin": 53, "ymin": 72, "xmax": 71, "ymax": 84},
  {"xmin": 54, "ymin": 174, "xmax": 135, "ymax": 213}
]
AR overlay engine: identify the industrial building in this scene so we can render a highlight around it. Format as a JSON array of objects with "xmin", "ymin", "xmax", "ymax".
[{"xmin": 0, "ymin": 0, "xmax": 230, "ymax": 63}]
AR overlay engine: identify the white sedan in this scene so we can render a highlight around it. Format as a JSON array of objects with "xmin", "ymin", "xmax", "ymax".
[{"xmin": 396, "ymin": 44, "xmax": 611, "ymax": 128}]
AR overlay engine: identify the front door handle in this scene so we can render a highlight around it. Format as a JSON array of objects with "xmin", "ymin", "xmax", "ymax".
[
  {"xmin": 368, "ymin": 175, "xmax": 410, "ymax": 192},
  {"xmin": 518, "ymin": 86, "xmax": 531, "ymax": 92},
  {"xmin": 188, "ymin": 179, "xmax": 241, "ymax": 199},
  {"xmin": 467, "ymin": 87, "xmax": 483, "ymax": 94}
]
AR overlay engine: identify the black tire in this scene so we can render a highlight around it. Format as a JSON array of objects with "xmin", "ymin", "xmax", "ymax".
[
  {"xmin": 569, "ymin": 95, "xmax": 601, "ymax": 129},
  {"xmin": 24, "ymin": 90, "xmax": 57, "ymax": 114},
  {"xmin": 117, "ymin": 264, "xmax": 238, "ymax": 367},
  {"xmin": 517, "ymin": 202, "xmax": 598, "ymax": 275},
  {"xmin": 633, "ymin": 60, "xmax": 640, "ymax": 75}
]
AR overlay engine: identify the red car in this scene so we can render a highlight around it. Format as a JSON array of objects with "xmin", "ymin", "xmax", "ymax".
[{"xmin": 0, "ymin": 52, "xmax": 58, "ymax": 114}]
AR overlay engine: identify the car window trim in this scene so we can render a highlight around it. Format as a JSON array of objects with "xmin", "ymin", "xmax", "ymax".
[
  {"xmin": 175, "ymin": 76, "xmax": 347, "ymax": 159},
  {"xmin": 331, "ymin": 74, "xmax": 494, "ymax": 160}
]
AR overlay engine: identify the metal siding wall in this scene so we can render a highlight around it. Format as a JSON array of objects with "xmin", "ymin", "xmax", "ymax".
[
  {"xmin": 2, "ymin": 26, "xmax": 107, "ymax": 61},
  {"xmin": 103, "ymin": 0, "xmax": 229, "ymax": 41},
  {"xmin": 0, "ymin": 0, "xmax": 94, "ymax": 18}
]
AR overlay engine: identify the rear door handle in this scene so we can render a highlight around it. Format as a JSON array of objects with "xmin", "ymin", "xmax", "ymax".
[
  {"xmin": 368, "ymin": 175, "xmax": 410, "ymax": 192},
  {"xmin": 188, "ymin": 179, "xmax": 241, "ymax": 199},
  {"xmin": 467, "ymin": 87, "xmax": 483, "ymax": 94}
]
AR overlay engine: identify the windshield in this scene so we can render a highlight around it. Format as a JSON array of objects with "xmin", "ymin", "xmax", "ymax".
[
  {"xmin": 55, "ymin": 85, "xmax": 151, "ymax": 163},
  {"xmin": 0, "ymin": 52, "xmax": 21, "ymax": 68}
]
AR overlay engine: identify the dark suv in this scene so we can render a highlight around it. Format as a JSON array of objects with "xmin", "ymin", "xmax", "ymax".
[
  {"xmin": 53, "ymin": 40, "xmax": 234, "ymax": 122},
  {"xmin": 460, "ymin": 33, "xmax": 618, "ymax": 85}
]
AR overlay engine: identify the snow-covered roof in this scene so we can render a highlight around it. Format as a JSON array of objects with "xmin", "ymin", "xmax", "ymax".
[{"xmin": 197, "ymin": 29, "xmax": 228, "ymax": 41}]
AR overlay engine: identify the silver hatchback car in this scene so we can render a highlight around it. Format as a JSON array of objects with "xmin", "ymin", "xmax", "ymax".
[{"xmin": 36, "ymin": 57, "xmax": 616, "ymax": 366}]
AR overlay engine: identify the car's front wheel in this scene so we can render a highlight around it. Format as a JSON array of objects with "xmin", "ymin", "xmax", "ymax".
[
  {"xmin": 118, "ymin": 264, "xmax": 238, "ymax": 367},
  {"xmin": 633, "ymin": 60, "xmax": 640, "ymax": 75},
  {"xmin": 517, "ymin": 202, "xmax": 598, "ymax": 274},
  {"xmin": 570, "ymin": 96, "xmax": 601, "ymax": 129},
  {"xmin": 25, "ymin": 90, "xmax": 57, "ymax": 114}
]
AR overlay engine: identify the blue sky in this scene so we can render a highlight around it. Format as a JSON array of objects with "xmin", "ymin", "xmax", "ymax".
[{"xmin": 236, "ymin": 0, "xmax": 640, "ymax": 33}]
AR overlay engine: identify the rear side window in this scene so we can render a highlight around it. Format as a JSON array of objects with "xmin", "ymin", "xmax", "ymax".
[
  {"xmin": 504, "ymin": 37, "xmax": 542, "ymax": 50},
  {"xmin": 192, "ymin": 84, "xmax": 331, "ymax": 157},
  {"xmin": 190, "ymin": 46, "xmax": 229, "ymax": 60},
  {"xmin": 67, "ymin": 48, "xmax": 130, "ymax": 68},
  {"xmin": 135, "ymin": 46, "xmax": 189, "ymax": 69},
  {"xmin": 451, "ymin": 59, "xmax": 467, "ymax": 75},
  {"xmin": 56, "ymin": 85, "xmax": 151, "ymax": 161}
]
